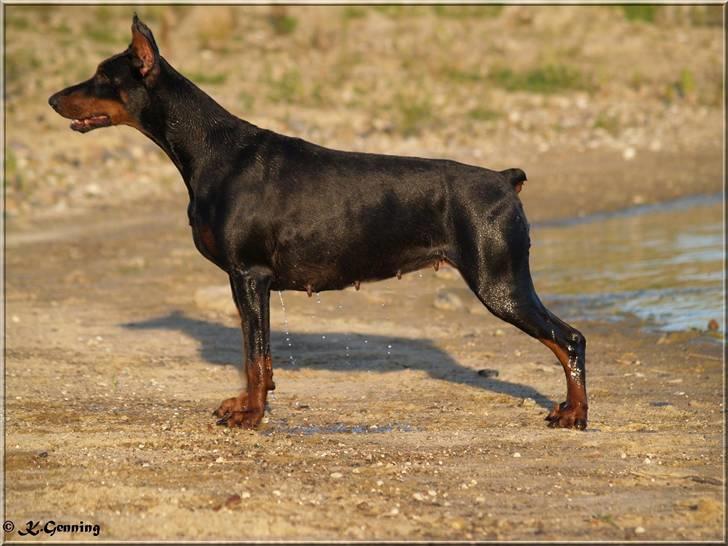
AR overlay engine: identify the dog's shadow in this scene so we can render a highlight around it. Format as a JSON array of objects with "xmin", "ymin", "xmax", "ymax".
[{"xmin": 124, "ymin": 310, "xmax": 554, "ymax": 410}]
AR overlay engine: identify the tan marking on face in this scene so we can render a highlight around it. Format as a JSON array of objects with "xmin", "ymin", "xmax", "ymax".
[{"xmin": 56, "ymin": 90, "xmax": 138, "ymax": 128}]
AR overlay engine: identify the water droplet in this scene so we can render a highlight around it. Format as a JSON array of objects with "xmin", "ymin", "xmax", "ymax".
[{"xmin": 278, "ymin": 291, "xmax": 296, "ymax": 366}]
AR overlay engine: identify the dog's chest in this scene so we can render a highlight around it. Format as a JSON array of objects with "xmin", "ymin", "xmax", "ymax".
[
  {"xmin": 191, "ymin": 223, "xmax": 218, "ymax": 259},
  {"xmin": 188, "ymin": 201, "xmax": 223, "ymax": 264}
]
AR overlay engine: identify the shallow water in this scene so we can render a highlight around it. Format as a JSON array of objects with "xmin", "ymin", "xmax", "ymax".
[{"xmin": 530, "ymin": 194, "xmax": 723, "ymax": 332}]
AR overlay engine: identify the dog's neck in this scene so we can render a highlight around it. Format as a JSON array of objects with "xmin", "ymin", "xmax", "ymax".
[{"xmin": 136, "ymin": 58, "xmax": 258, "ymax": 196}]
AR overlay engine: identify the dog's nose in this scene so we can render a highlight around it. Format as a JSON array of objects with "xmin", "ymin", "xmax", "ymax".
[{"xmin": 48, "ymin": 93, "xmax": 60, "ymax": 111}]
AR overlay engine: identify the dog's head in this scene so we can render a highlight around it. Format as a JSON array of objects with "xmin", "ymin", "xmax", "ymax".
[{"xmin": 48, "ymin": 15, "xmax": 160, "ymax": 133}]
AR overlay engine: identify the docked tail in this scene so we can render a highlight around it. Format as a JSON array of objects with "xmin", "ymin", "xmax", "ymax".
[{"xmin": 501, "ymin": 168, "xmax": 527, "ymax": 193}]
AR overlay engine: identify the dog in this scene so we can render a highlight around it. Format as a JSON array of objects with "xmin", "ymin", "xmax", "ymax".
[{"xmin": 49, "ymin": 16, "xmax": 588, "ymax": 430}]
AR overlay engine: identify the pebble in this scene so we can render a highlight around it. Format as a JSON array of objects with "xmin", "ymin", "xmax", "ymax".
[
  {"xmin": 224, "ymin": 494, "xmax": 241, "ymax": 508},
  {"xmin": 622, "ymin": 147, "xmax": 636, "ymax": 161},
  {"xmin": 477, "ymin": 368, "xmax": 499, "ymax": 378},
  {"xmin": 635, "ymin": 526, "xmax": 646, "ymax": 534},
  {"xmin": 413, "ymin": 492, "xmax": 425, "ymax": 501},
  {"xmin": 520, "ymin": 397, "xmax": 536, "ymax": 408},
  {"xmin": 513, "ymin": 452, "xmax": 522, "ymax": 458},
  {"xmin": 84, "ymin": 183, "xmax": 101, "ymax": 197},
  {"xmin": 330, "ymin": 472, "xmax": 343, "ymax": 479}
]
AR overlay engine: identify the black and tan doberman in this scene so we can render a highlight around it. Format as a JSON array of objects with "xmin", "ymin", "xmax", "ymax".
[{"xmin": 49, "ymin": 16, "xmax": 588, "ymax": 430}]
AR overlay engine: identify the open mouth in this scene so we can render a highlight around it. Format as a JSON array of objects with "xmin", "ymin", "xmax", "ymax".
[{"xmin": 70, "ymin": 115, "xmax": 112, "ymax": 133}]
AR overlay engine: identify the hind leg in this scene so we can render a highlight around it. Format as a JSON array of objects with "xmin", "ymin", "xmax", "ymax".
[
  {"xmin": 529, "ymin": 311, "xmax": 587, "ymax": 429},
  {"xmin": 455, "ymin": 207, "xmax": 588, "ymax": 429},
  {"xmin": 464, "ymin": 268, "xmax": 588, "ymax": 429}
]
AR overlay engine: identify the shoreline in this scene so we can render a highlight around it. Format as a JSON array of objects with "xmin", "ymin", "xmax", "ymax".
[{"xmin": 533, "ymin": 190, "xmax": 722, "ymax": 228}]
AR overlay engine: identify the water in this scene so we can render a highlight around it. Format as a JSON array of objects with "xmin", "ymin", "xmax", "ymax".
[{"xmin": 531, "ymin": 194, "xmax": 723, "ymax": 332}]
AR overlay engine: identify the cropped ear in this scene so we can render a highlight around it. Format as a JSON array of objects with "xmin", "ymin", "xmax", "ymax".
[{"xmin": 130, "ymin": 14, "xmax": 160, "ymax": 81}]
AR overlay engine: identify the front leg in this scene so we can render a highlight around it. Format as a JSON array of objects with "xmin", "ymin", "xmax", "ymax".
[{"xmin": 215, "ymin": 266, "xmax": 272, "ymax": 429}]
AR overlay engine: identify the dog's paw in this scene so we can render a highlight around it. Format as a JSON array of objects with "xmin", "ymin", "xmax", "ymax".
[
  {"xmin": 212, "ymin": 393, "xmax": 247, "ymax": 418},
  {"xmin": 545, "ymin": 401, "xmax": 588, "ymax": 430},
  {"xmin": 216, "ymin": 409, "xmax": 263, "ymax": 429}
]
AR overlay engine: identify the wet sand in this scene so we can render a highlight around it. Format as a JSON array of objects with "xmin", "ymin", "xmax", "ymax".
[{"xmin": 4, "ymin": 184, "xmax": 724, "ymax": 540}]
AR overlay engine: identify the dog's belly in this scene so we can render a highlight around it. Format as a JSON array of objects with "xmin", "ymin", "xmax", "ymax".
[{"xmin": 270, "ymin": 244, "xmax": 445, "ymax": 292}]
